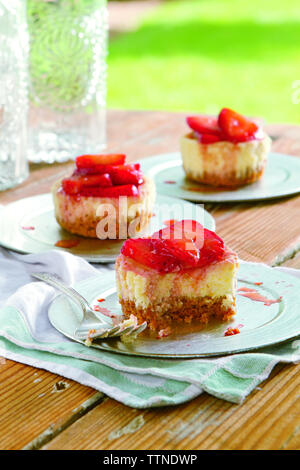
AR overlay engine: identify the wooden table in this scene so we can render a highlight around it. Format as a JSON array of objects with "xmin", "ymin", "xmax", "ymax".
[{"xmin": 1, "ymin": 110, "xmax": 300, "ymax": 451}]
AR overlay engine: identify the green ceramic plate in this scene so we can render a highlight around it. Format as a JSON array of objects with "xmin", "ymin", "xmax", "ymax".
[
  {"xmin": 48, "ymin": 262, "xmax": 300, "ymax": 358},
  {"xmin": 141, "ymin": 152, "xmax": 300, "ymax": 203},
  {"xmin": 0, "ymin": 193, "xmax": 215, "ymax": 263}
]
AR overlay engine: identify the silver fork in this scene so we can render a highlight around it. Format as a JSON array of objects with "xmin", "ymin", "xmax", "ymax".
[{"xmin": 31, "ymin": 272, "xmax": 147, "ymax": 342}]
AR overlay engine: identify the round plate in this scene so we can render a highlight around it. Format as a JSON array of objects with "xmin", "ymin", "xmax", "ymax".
[
  {"xmin": 141, "ymin": 152, "xmax": 300, "ymax": 203},
  {"xmin": 0, "ymin": 193, "xmax": 215, "ymax": 263},
  {"xmin": 48, "ymin": 262, "xmax": 300, "ymax": 358}
]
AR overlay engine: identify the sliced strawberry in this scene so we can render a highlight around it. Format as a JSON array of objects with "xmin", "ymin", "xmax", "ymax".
[
  {"xmin": 164, "ymin": 238, "xmax": 200, "ymax": 268},
  {"xmin": 110, "ymin": 163, "xmax": 141, "ymax": 172},
  {"xmin": 122, "ymin": 236, "xmax": 199, "ymax": 272},
  {"xmin": 109, "ymin": 167, "xmax": 144, "ymax": 186},
  {"xmin": 81, "ymin": 173, "xmax": 112, "ymax": 188},
  {"xmin": 121, "ymin": 220, "xmax": 225, "ymax": 272},
  {"xmin": 218, "ymin": 108, "xmax": 259, "ymax": 143},
  {"xmin": 62, "ymin": 173, "xmax": 113, "ymax": 195},
  {"xmin": 80, "ymin": 184, "xmax": 139, "ymax": 198},
  {"xmin": 122, "ymin": 163, "xmax": 140, "ymax": 171},
  {"xmin": 195, "ymin": 132, "xmax": 222, "ymax": 144},
  {"xmin": 62, "ymin": 177, "xmax": 83, "ymax": 195},
  {"xmin": 76, "ymin": 154, "xmax": 126, "ymax": 170},
  {"xmin": 154, "ymin": 220, "xmax": 204, "ymax": 246},
  {"xmin": 150, "ymin": 220, "xmax": 225, "ymax": 269},
  {"xmin": 73, "ymin": 162, "xmax": 140, "ymax": 176},
  {"xmin": 187, "ymin": 115, "xmax": 221, "ymax": 136},
  {"xmin": 197, "ymin": 228, "xmax": 225, "ymax": 267},
  {"xmin": 121, "ymin": 238, "xmax": 182, "ymax": 273}
]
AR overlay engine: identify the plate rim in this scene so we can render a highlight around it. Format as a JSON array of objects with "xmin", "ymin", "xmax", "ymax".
[{"xmin": 141, "ymin": 151, "xmax": 300, "ymax": 203}]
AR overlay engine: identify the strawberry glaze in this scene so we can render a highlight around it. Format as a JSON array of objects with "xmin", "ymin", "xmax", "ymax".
[
  {"xmin": 237, "ymin": 287, "xmax": 282, "ymax": 306},
  {"xmin": 55, "ymin": 239, "xmax": 80, "ymax": 248}
]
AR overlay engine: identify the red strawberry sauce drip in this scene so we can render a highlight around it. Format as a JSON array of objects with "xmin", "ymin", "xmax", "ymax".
[
  {"xmin": 55, "ymin": 239, "xmax": 80, "ymax": 248},
  {"xmin": 237, "ymin": 287, "xmax": 282, "ymax": 306}
]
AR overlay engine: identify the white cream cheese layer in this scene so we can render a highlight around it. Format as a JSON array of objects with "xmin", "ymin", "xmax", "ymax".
[{"xmin": 180, "ymin": 133, "xmax": 271, "ymax": 179}]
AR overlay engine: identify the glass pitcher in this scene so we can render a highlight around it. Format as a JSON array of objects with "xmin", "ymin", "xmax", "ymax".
[
  {"xmin": 27, "ymin": 0, "xmax": 108, "ymax": 164},
  {"xmin": 0, "ymin": 0, "xmax": 29, "ymax": 191}
]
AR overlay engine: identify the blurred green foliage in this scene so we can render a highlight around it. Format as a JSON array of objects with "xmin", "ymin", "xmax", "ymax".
[{"xmin": 107, "ymin": 0, "xmax": 300, "ymax": 123}]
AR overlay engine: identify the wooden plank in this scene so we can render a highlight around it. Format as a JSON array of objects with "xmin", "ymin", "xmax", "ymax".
[
  {"xmin": 214, "ymin": 195, "xmax": 300, "ymax": 265},
  {"xmin": 42, "ymin": 363, "xmax": 300, "ymax": 450},
  {"xmin": 0, "ymin": 359, "xmax": 104, "ymax": 450}
]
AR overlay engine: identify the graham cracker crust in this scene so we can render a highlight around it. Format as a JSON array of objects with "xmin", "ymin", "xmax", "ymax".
[
  {"xmin": 120, "ymin": 296, "xmax": 236, "ymax": 331},
  {"xmin": 184, "ymin": 165, "xmax": 265, "ymax": 188}
]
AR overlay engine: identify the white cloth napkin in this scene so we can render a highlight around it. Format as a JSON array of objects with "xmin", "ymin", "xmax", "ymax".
[{"xmin": 0, "ymin": 248, "xmax": 111, "ymax": 342}]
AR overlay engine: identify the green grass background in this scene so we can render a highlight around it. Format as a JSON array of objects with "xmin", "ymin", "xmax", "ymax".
[{"xmin": 107, "ymin": 0, "xmax": 300, "ymax": 123}]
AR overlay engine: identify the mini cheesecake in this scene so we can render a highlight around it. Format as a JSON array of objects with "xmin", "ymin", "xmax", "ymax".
[
  {"xmin": 115, "ymin": 220, "xmax": 238, "ymax": 331},
  {"xmin": 181, "ymin": 108, "xmax": 272, "ymax": 187},
  {"xmin": 52, "ymin": 154, "xmax": 156, "ymax": 239}
]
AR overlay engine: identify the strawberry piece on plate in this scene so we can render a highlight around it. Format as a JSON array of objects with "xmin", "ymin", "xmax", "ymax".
[
  {"xmin": 186, "ymin": 115, "xmax": 221, "ymax": 136},
  {"xmin": 80, "ymin": 184, "xmax": 139, "ymax": 198},
  {"xmin": 76, "ymin": 154, "xmax": 126, "ymax": 170},
  {"xmin": 218, "ymin": 108, "xmax": 259, "ymax": 143},
  {"xmin": 109, "ymin": 166, "xmax": 144, "ymax": 186}
]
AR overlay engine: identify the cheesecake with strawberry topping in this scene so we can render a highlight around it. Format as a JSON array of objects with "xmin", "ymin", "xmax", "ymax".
[
  {"xmin": 115, "ymin": 220, "xmax": 238, "ymax": 331},
  {"xmin": 181, "ymin": 108, "xmax": 272, "ymax": 187},
  {"xmin": 52, "ymin": 154, "xmax": 155, "ymax": 238}
]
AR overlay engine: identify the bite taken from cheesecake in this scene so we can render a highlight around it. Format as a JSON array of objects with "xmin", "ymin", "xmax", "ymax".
[
  {"xmin": 115, "ymin": 220, "xmax": 238, "ymax": 331},
  {"xmin": 181, "ymin": 108, "xmax": 272, "ymax": 188},
  {"xmin": 52, "ymin": 153, "xmax": 155, "ymax": 239}
]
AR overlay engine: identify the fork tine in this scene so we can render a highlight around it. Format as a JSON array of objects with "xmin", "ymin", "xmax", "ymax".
[
  {"xmin": 109, "ymin": 325, "xmax": 135, "ymax": 337},
  {"xmin": 76, "ymin": 325, "xmax": 119, "ymax": 340},
  {"xmin": 119, "ymin": 325, "xmax": 136, "ymax": 336},
  {"xmin": 130, "ymin": 321, "xmax": 147, "ymax": 336},
  {"xmin": 33, "ymin": 271, "xmax": 147, "ymax": 343}
]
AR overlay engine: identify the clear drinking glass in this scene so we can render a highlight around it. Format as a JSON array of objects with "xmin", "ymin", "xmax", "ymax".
[
  {"xmin": 0, "ymin": 1, "xmax": 29, "ymax": 191},
  {"xmin": 27, "ymin": 0, "xmax": 108, "ymax": 164}
]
